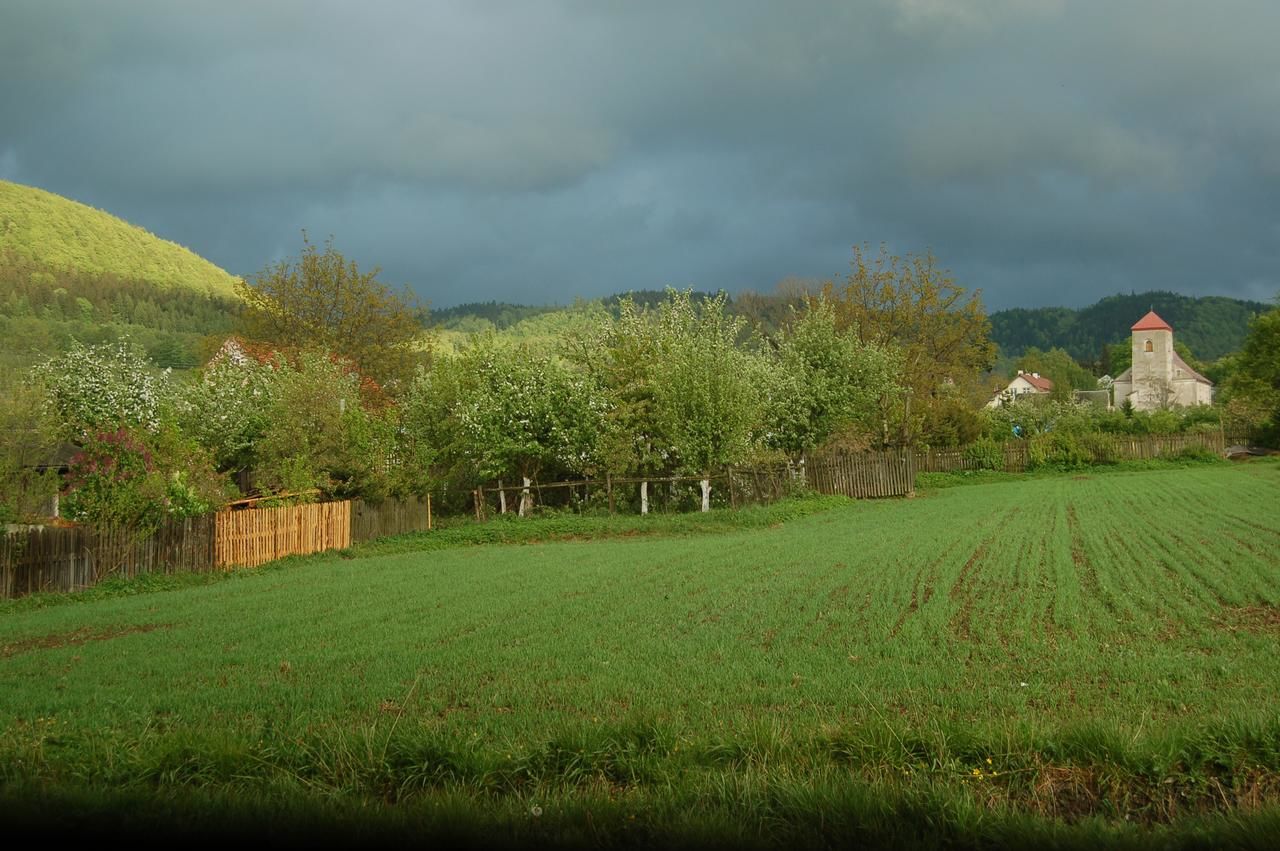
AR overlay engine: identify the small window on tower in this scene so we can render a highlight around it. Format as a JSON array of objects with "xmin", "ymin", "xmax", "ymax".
[{"xmin": 1144, "ymin": 339, "xmax": 1154, "ymax": 353}]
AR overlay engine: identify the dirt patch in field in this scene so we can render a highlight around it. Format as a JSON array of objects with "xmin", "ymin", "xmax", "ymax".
[
  {"xmin": 1214, "ymin": 605, "xmax": 1280, "ymax": 636},
  {"xmin": 1065, "ymin": 504, "xmax": 1103, "ymax": 600},
  {"xmin": 1, "ymin": 623, "xmax": 171, "ymax": 659}
]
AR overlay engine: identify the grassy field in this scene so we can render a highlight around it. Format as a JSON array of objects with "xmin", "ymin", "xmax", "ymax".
[{"xmin": 2, "ymin": 462, "xmax": 1279, "ymax": 847}]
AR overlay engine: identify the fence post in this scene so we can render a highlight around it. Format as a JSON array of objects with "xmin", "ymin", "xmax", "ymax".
[{"xmin": 607, "ymin": 473, "xmax": 615, "ymax": 514}]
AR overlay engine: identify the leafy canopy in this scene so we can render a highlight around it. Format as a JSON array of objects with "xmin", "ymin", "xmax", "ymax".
[
  {"xmin": 822, "ymin": 244, "xmax": 996, "ymax": 446},
  {"xmin": 236, "ymin": 233, "xmax": 425, "ymax": 392}
]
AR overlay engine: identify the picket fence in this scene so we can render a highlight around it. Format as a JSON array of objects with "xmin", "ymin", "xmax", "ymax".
[
  {"xmin": 805, "ymin": 449, "xmax": 916, "ymax": 499},
  {"xmin": 0, "ymin": 496, "xmax": 432, "ymax": 599}
]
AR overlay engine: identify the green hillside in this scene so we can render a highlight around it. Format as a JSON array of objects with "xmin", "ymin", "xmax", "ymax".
[
  {"xmin": 0, "ymin": 181, "xmax": 244, "ymax": 373},
  {"xmin": 0, "ymin": 180, "xmax": 240, "ymax": 298},
  {"xmin": 989, "ymin": 291, "xmax": 1271, "ymax": 363}
]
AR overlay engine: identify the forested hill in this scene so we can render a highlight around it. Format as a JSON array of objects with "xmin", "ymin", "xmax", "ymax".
[
  {"xmin": 989, "ymin": 292, "xmax": 1271, "ymax": 362},
  {"xmin": 0, "ymin": 180, "xmax": 242, "ymax": 371},
  {"xmin": 0, "ymin": 180, "xmax": 240, "ymax": 298}
]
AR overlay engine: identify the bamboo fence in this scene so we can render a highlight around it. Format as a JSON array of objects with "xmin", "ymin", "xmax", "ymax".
[{"xmin": 213, "ymin": 501, "xmax": 351, "ymax": 569}]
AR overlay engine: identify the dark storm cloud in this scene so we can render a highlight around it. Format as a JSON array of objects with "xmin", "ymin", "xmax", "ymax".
[{"xmin": 2, "ymin": 0, "xmax": 1277, "ymax": 308}]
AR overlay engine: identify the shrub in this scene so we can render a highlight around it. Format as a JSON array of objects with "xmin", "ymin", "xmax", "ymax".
[
  {"xmin": 61, "ymin": 426, "xmax": 230, "ymax": 531},
  {"xmin": 1027, "ymin": 432, "xmax": 1090, "ymax": 471},
  {"xmin": 963, "ymin": 437, "xmax": 1004, "ymax": 471}
]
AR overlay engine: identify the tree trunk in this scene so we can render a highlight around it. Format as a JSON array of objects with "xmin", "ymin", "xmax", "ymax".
[
  {"xmin": 700, "ymin": 477, "xmax": 711, "ymax": 512},
  {"xmin": 640, "ymin": 480, "xmax": 649, "ymax": 515},
  {"xmin": 498, "ymin": 479, "xmax": 507, "ymax": 514},
  {"xmin": 519, "ymin": 476, "xmax": 532, "ymax": 517}
]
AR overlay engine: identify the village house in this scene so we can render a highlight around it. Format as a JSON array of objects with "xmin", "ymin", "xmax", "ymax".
[
  {"xmin": 986, "ymin": 370, "xmax": 1054, "ymax": 409},
  {"xmin": 1110, "ymin": 311, "xmax": 1213, "ymax": 410}
]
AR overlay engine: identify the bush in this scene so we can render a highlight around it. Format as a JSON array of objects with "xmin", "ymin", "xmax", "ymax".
[
  {"xmin": 963, "ymin": 437, "xmax": 1004, "ymax": 471},
  {"xmin": 60, "ymin": 426, "xmax": 230, "ymax": 531},
  {"xmin": 33, "ymin": 338, "xmax": 169, "ymax": 440},
  {"xmin": 1027, "ymin": 432, "xmax": 1090, "ymax": 471}
]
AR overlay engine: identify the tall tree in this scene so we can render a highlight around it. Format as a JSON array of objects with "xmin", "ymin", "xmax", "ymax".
[
  {"xmin": 648, "ymin": 290, "xmax": 763, "ymax": 511},
  {"xmin": 421, "ymin": 337, "xmax": 605, "ymax": 514},
  {"xmin": 1224, "ymin": 303, "xmax": 1280, "ymax": 443},
  {"xmin": 235, "ymin": 233, "xmax": 424, "ymax": 392},
  {"xmin": 762, "ymin": 298, "xmax": 900, "ymax": 457},
  {"xmin": 822, "ymin": 244, "xmax": 995, "ymax": 446}
]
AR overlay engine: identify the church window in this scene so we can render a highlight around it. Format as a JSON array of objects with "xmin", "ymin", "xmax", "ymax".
[{"xmin": 1143, "ymin": 339, "xmax": 1153, "ymax": 353}]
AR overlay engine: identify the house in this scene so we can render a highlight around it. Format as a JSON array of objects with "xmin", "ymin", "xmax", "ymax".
[
  {"xmin": 205, "ymin": 336, "xmax": 280, "ymax": 368},
  {"xmin": 1110, "ymin": 311, "xmax": 1213, "ymax": 411},
  {"xmin": 986, "ymin": 370, "xmax": 1054, "ymax": 408}
]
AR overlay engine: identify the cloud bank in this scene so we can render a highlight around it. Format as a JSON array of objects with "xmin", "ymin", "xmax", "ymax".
[{"xmin": 2, "ymin": 0, "xmax": 1277, "ymax": 308}]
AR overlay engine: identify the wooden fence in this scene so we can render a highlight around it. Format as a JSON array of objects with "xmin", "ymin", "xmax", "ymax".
[
  {"xmin": 1, "ymin": 515, "xmax": 216, "ymax": 599},
  {"xmin": 213, "ymin": 501, "xmax": 351, "ymax": 569},
  {"xmin": 805, "ymin": 449, "xmax": 916, "ymax": 498},
  {"xmin": 915, "ymin": 444, "xmax": 1029, "ymax": 474},
  {"xmin": 350, "ymin": 496, "xmax": 432, "ymax": 544},
  {"xmin": 0, "ymin": 431, "xmax": 1228, "ymax": 598},
  {"xmin": 470, "ymin": 451, "xmax": 915, "ymax": 518},
  {"xmin": 915, "ymin": 430, "xmax": 1226, "ymax": 474},
  {"xmin": 1, "ymin": 497, "xmax": 434, "ymax": 599}
]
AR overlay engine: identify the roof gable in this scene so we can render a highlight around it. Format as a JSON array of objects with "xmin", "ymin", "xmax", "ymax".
[
  {"xmin": 1008, "ymin": 373, "xmax": 1054, "ymax": 392},
  {"xmin": 1132, "ymin": 311, "xmax": 1173, "ymax": 332},
  {"xmin": 1171, "ymin": 350, "xmax": 1212, "ymax": 385}
]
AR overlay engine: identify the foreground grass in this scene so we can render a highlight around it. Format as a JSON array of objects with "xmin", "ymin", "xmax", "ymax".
[{"xmin": 2, "ymin": 464, "xmax": 1279, "ymax": 846}]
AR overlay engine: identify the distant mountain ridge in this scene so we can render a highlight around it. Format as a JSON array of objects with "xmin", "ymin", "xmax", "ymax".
[
  {"xmin": 433, "ymin": 289, "xmax": 1270, "ymax": 364},
  {"xmin": 988, "ymin": 291, "xmax": 1271, "ymax": 363},
  {"xmin": 0, "ymin": 179, "xmax": 240, "ymax": 298}
]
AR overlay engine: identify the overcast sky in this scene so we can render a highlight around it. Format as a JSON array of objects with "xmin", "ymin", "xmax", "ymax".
[{"xmin": 3, "ymin": 1, "xmax": 1278, "ymax": 310}]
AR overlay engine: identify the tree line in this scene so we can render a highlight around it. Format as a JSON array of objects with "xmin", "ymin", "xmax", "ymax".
[{"xmin": 3, "ymin": 237, "xmax": 1277, "ymax": 528}]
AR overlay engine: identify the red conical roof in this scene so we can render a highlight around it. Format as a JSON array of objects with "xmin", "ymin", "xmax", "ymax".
[{"xmin": 1131, "ymin": 310, "xmax": 1173, "ymax": 332}]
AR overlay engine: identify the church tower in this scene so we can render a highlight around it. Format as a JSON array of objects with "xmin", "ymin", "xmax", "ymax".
[
  {"xmin": 1110, "ymin": 310, "xmax": 1212, "ymax": 410},
  {"xmin": 1130, "ymin": 310, "xmax": 1174, "ymax": 408}
]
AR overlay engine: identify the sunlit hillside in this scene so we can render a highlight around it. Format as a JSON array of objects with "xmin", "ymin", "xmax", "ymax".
[{"xmin": 0, "ymin": 180, "xmax": 240, "ymax": 298}]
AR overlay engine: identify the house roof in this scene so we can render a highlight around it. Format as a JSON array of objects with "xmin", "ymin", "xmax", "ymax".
[
  {"xmin": 1016, "ymin": 373, "xmax": 1054, "ymax": 392},
  {"xmin": 1131, "ymin": 311, "xmax": 1173, "ymax": 332},
  {"xmin": 1171, "ymin": 350, "xmax": 1212, "ymax": 385}
]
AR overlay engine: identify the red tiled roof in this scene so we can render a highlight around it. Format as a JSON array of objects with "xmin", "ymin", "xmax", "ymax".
[
  {"xmin": 1131, "ymin": 311, "xmax": 1173, "ymax": 332},
  {"xmin": 1021, "ymin": 373, "xmax": 1054, "ymax": 392}
]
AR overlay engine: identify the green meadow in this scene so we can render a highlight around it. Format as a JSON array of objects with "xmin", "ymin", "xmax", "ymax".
[{"xmin": 3, "ymin": 462, "xmax": 1280, "ymax": 847}]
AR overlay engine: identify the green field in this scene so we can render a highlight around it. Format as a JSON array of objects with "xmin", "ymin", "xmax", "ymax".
[{"xmin": 3, "ymin": 463, "xmax": 1280, "ymax": 846}]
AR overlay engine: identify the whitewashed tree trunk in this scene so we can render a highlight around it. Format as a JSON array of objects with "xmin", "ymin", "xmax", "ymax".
[
  {"xmin": 498, "ymin": 480, "xmax": 507, "ymax": 514},
  {"xmin": 640, "ymin": 480, "xmax": 649, "ymax": 515},
  {"xmin": 519, "ymin": 476, "xmax": 532, "ymax": 517},
  {"xmin": 700, "ymin": 478, "xmax": 711, "ymax": 512}
]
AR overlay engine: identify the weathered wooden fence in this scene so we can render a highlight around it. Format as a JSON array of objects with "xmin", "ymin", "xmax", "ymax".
[
  {"xmin": 1, "ymin": 515, "xmax": 216, "ymax": 599},
  {"xmin": 350, "ymin": 496, "xmax": 432, "ymax": 544},
  {"xmin": 470, "ymin": 451, "xmax": 916, "ymax": 518},
  {"xmin": 805, "ymin": 449, "xmax": 916, "ymax": 498},
  {"xmin": 915, "ymin": 444, "xmax": 1030, "ymax": 474}
]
